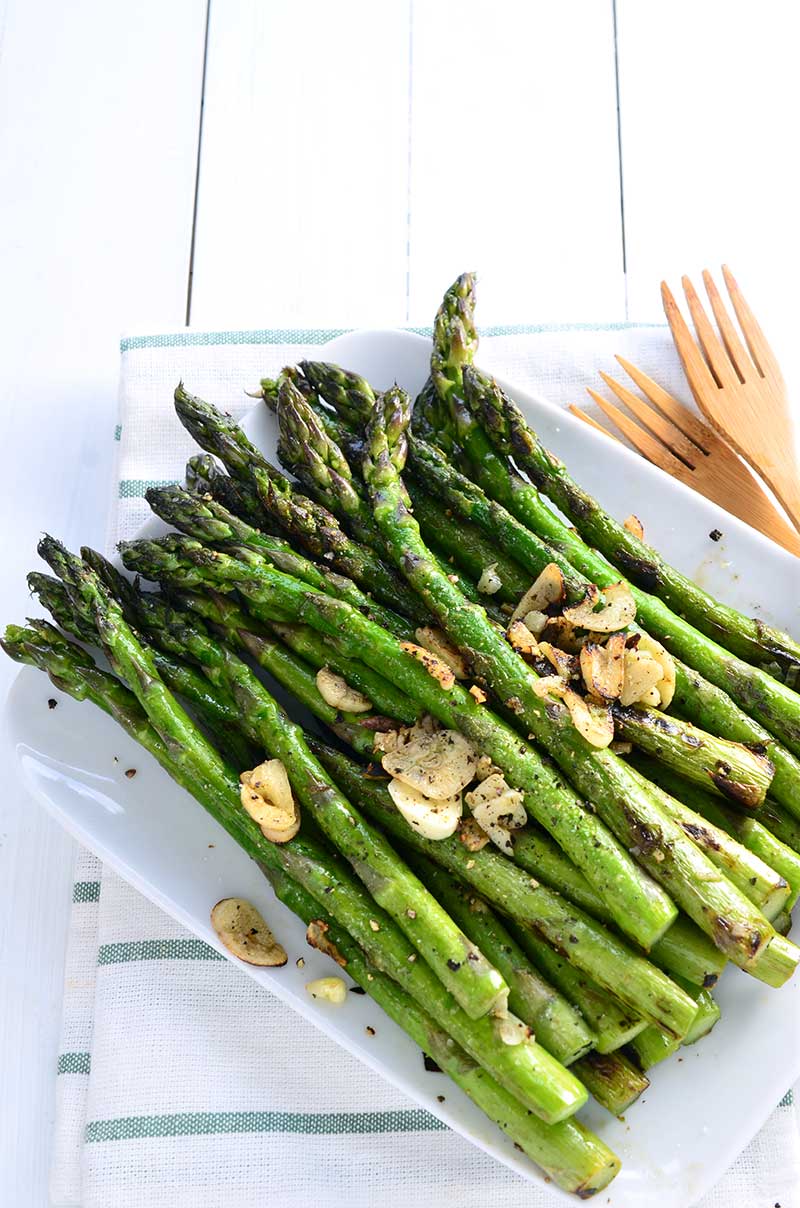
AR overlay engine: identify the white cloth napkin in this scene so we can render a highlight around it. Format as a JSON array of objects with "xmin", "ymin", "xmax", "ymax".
[{"xmin": 50, "ymin": 324, "xmax": 800, "ymax": 1208}]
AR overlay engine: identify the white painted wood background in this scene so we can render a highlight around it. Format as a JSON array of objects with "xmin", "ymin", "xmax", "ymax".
[{"xmin": 1, "ymin": 0, "xmax": 798, "ymax": 1202}]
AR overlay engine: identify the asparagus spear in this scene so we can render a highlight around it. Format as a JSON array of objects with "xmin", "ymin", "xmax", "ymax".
[
  {"xmin": 253, "ymin": 834, "xmax": 588, "ymax": 1124},
  {"xmin": 147, "ymin": 482, "xmax": 414, "ymax": 640},
  {"xmin": 174, "ymin": 384, "xmax": 430, "ymax": 626},
  {"xmin": 310, "ymin": 741, "xmax": 698, "ymax": 1039},
  {"xmin": 263, "ymin": 865, "xmax": 620, "ymax": 1194},
  {"xmin": 629, "ymin": 980, "xmax": 721, "ymax": 1072},
  {"xmin": 573, "ymin": 1051, "xmax": 649, "ymax": 1118},
  {"xmin": 361, "ymin": 385, "xmax": 794, "ymax": 981},
  {"xmin": 274, "ymin": 377, "xmax": 502, "ymax": 617},
  {"xmin": 185, "ymin": 452, "xmax": 271, "ymax": 530},
  {"xmin": 611, "ymin": 704, "xmax": 773, "ymax": 810},
  {"xmin": 505, "ymin": 920, "xmax": 647, "ymax": 1055},
  {"xmin": 628, "ymin": 756, "xmax": 800, "ymax": 910},
  {"xmin": 154, "ymin": 578, "xmax": 725, "ymax": 989},
  {"xmin": 406, "ymin": 852, "xmax": 597, "ymax": 1066},
  {"xmin": 464, "ymin": 367, "xmax": 800, "ymax": 756},
  {"xmin": 119, "ymin": 532, "xmax": 681, "ymax": 954},
  {"xmin": 5, "ymin": 617, "xmax": 590, "ymax": 1132},
  {"xmin": 26, "ymin": 570, "xmax": 258, "ymax": 771}
]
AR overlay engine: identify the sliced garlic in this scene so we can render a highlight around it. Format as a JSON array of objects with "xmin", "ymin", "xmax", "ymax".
[
  {"xmin": 400, "ymin": 640, "xmax": 456, "ymax": 690},
  {"xmin": 315, "ymin": 666, "xmax": 372, "ymax": 713},
  {"xmin": 539, "ymin": 641, "xmax": 578, "ymax": 680},
  {"xmin": 523, "ymin": 609, "xmax": 548, "ymax": 637},
  {"xmin": 531, "ymin": 674, "xmax": 569, "ymax": 700},
  {"xmin": 210, "ymin": 897, "xmax": 287, "ymax": 967},
  {"xmin": 305, "ymin": 977, "xmax": 347, "ymax": 1004},
  {"xmin": 639, "ymin": 685, "xmax": 662, "ymax": 706},
  {"xmin": 414, "ymin": 626, "xmax": 468, "ymax": 679},
  {"xmin": 510, "ymin": 563, "xmax": 565, "ymax": 622},
  {"xmin": 563, "ymin": 581, "xmax": 636, "ymax": 633},
  {"xmin": 540, "ymin": 615, "xmax": 582, "ymax": 652},
  {"xmin": 563, "ymin": 688, "xmax": 614, "ymax": 748},
  {"xmin": 477, "ymin": 563, "xmax": 503, "ymax": 595},
  {"xmin": 494, "ymin": 1011, "xmax": 532, "ymax": 1046},
  {"xmin": 620, "ymin": 648, "xmax": 664, "ymax": 707},
  {"xmin": 623, "ymin": 514, "xmax": 644, "ymax": 540},
  {"xmin": 240, "ymin": 759, "xmax": 300, "ymax": 843},
  {"xmin": 387, "ymin": 779, "xmax": 463, "ymax": 840},
  {"xmin": 474, "ymin": 754, "xmax": 500, "ymax": 782},
  {"xmin": 635, "ymin": 633, "xmax": 676, "ymax": 709},
  {"xmin": 507, "ymin": 619, "xmax": 540, "ymax": 656},
  {"xmin": 579, "ymin": 632, "xmax": 626, "ymax": 700},
  {"xmin": 381, "ymin": 723, "xmax": 477, "ymax": 799},
  {"xmin": 466, "ymin": 773, "xmax": 527, "ymax": 832}
]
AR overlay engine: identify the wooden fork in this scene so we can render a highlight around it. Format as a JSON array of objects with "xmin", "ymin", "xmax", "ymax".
[
  {"xmin": 661, "ymin": 265, "xmax": 800, "ymax": 534},
  {"xmin": 569, "ymin": 356, "xmax": 800, "ymax": 557}
]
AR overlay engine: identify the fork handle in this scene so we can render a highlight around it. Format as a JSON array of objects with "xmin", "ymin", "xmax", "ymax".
[{"xmin": 754, "ymin": 460, "xmax": 800, "ymax": 537}]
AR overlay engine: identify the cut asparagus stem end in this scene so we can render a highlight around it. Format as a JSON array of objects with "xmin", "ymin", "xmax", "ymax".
[{"xmin": 746, "ymin": 932, "xmax": 800, "ymax": 988}]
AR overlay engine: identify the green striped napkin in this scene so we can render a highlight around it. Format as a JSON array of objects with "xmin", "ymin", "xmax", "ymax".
[{"xmin": 50, "ymin": 326, "xmax": 800, "ymax": 1208}]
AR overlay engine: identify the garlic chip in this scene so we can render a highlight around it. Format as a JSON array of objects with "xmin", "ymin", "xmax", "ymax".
[
  {"xmin": 400, "ymin": 640, "xmax": 456, "ymax": 690},
  {"xmin": 381, "ymin": 723, "xmax": 477, "ymax": 799},
  {"xmin": 387, "ymin": 779, "xmax": 463, "ymax": 840},
  {"xmin": 316, "ymin": 667, "xmax": 373, "ymax": 713},
  {"xmin": 305, "ymin": 977, "xmax": 347, "ymax": 1005},
  {"xmin": 510, "ymin": 564, "xmax": 566, "ymax": 624},
  {"xmin": 634, "ymin": 633, "xmax": 676, "ymax": 708},
  {"xmin": 477, "ymin": 563, "xmax": 503, "ymax": 595},
  {"xmin": 563, "ymin": 689, "xmax": 614, "ymax": 749},
  {"xmin": 240, "ymin": 760, "xmax": 300, "ymax": 843},
  {"xmin": 211, "ymin": 898, "xmax": 287, "ymax": 967},
  {"xmin": 563, "ymin": 582, "xmax": 636, "ymax": 633},
  {"xmin": 623, "ymin": 514, "xmax": 644, "ymax": 540},
  {"xmin": 579, "ymin": 632, "xmax": 626, "ymax": 700},
  {"xmin": 414, "ymin": 626, "xmax": 469, "ymax": 679},
  {"xmin": 619, "ymin": 648, "xmax": 664, "ymax": 707}
]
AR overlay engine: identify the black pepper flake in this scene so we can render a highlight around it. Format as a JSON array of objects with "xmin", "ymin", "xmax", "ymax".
[
  {"xmin": 709, "ymin": 528, "xmax": 723, "ymax": 542},
  {"xmin": 568, "ymin": 934, "xmax": 578, "ymax": 944},
  {"xmin": 365, "ymin": 1025, "xmax": 375, "ymax": 1036},
  {"xmin": 446, "ymin": 958, "xmax": 462, "ymax": 971},
  {"xmin": 514, "ymin": 1142, "xmax": 523, "ymax": 1152},
  {"xmin": 349, "ymin": 985, "xmax": 366, "ymax": 995},
  {"xmin": 436, "ymin": 1095, "xmax": 445, "ymax": 1103},
  {"xmin": 125, "ymin": 768, "xmax": 137, "ymax": 779},
  {"xmin": 47, "ymin": 698, "xmax": 58, "ymax": 710},
  {"xmin": 423, "ymin": 1054, "xmax": 442, "ymax": 1073}
]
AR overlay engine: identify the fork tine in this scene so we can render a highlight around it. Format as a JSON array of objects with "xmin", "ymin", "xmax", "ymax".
[
  {"xmin": 681, "ymin": 275, "xmax": 738, "ymax": 388},
  {"xmin": 585, "ymin": 388, "xmax": 691, "ymax": 480},
  {"xmin": 615, "ymin": 355, "xmax": 714, "ymax": 453},
  {"xmin": 568, "ymin": 405, "xmax": 621, "ymax": 442},
  {"xmin": 661, "ymin": 281, "xmax": 721, "ymax": 406},
  {"xmin": 701, "ymin": 269, "xmax": 751, "ymax": 383},
  {"xmin": 721, "ymin": 264, "xmax": 783, "ymax": 385},
  {"xmin": 598, "ymin": 371, "xmax": 699, "ymax": 466}
]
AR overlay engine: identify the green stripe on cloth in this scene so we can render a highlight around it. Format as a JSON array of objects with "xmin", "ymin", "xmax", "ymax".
[
  {"xmin": 121, "ymin": 321, "xmax": 667, "ymax": 353},
  {"xmin": 780, "ymin": 1090, "xmax": 794, "ymax": 1108},
  {"xmin": 73, "ymin": 880, "xmax": 101, "ymax": 903},
  {"xmin": 114, "ymin": 424, "xmax": 122, "ymax": 441},
  {"xmin": 86, "ymin": 1108, "xmax": 446, "ymax": 1143},
  {"xmin": 119, "ymin": 478, "xmax": 176, "ymax": 499},
  {"xmin": 58, "ymin": 1052, "xmax": 92, "ymax": 1075},
  {"xmin": 98, "ymin": 939, "xmax": 223, "ymax": 965}
]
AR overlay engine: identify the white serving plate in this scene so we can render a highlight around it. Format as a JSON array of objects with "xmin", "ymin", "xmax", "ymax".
[{"xmin": 6, "ymin": 329, "xmax": 800, "ymax": 1206}]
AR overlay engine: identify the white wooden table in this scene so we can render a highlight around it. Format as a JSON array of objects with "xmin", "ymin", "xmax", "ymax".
[{"xmin": 1, "ymin": 1, "xmax": 798, "ymax": 1202}]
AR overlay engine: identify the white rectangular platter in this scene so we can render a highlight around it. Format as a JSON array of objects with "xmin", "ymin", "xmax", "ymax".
[{"xmin": 6, "ymin": 328, "xmax": 800, "ymax": 1206}]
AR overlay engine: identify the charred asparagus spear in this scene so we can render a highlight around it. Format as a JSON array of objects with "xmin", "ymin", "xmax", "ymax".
[{"xmin": 360, "ymin": 386, "xmax": 795, "ymax": 983}]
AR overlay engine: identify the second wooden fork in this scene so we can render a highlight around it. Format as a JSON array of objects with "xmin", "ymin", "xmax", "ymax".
[{"xmin": 570, "ymin": 356, "xmax": 800, "ymax": 557}]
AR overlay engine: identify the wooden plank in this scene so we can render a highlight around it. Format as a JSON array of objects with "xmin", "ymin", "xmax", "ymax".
[
  {"xmin": 407, "ymin": 0, "xmax": 625, "ymax": 324},
  {"xmin": 190, "ymin": 0, "xmax": 412, "ymax": 328},
  {"xmin": 617, "ymin": 0, "xmax": 800, "ymax": 378},
  {"xmin": 0, "ymin": 0, "xmax": 207, "ymax": 1202}
]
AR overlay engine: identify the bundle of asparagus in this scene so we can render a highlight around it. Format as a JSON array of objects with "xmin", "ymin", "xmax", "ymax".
[{"xmin": 6, "ymin": 273, "xmax": 800, "ymax": 1198}]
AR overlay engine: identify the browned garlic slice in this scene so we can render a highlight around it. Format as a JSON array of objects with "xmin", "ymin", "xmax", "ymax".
[
  {"xmin": 579, "ymin": 632, "xmax": 626, "ymax": 700},
  {"xmin": 305, "ymin": 977, "xmax": 347, "ymax": 1004},
  {"xmin": 510, "ymin": 563, "xmax": 565, "ymax": 622},
  {"xmin": 381, "ymin": 723, "xmax": 477, "ymax": 799},
  {"xmin": 639, "ymin": 685, "xmax": 662, "ymax": 706},
  {"xmin": 399, "ymin": 640, "xmax": 456, "ymax": 690},
  {"xmin": 635, "ymin": 633, "xmax": 676, "ymax": 708},
  {"xmin": 507, "ymin": 619, "xmax": 540, "ymax": 655},
  {"xmin": 414, "ymin": 626, "xmax": 469, "ymax": 679},
  {"xmin": 306, "ymin": 919, "xmax": 347, "ymax": 966},
  {"xmin": 315, "ymin": 666, "xmax": 372, "ymax": 713},
  {"xmin": 466, "ymin": 773, "xmax": 527, "ymax": 830},
  {"xmin": 541, "ymin": 615, "xmax": 582, "ymax": 652},
  {"xmin": 210, "ymin": 897, "xmax": 287, "ymax": 966},
  {"xmin": 563, "ymin": 689, "xmax": 614, "ymax": 748},
  {"xmin": 539, "ymin": 641, "xmax": 579, "ymax": 680},
  {"xmin": 562, "ymin": 582, "xmax": 636, "ymax": 633},
  {"xmin": 623, "ymin": 514, "xmax": 645, "ymax": 540},
  {"xmin": 531, "ymin": 674, "xmax": 569, "ymax": 700},
  {"xmin": 387, "ymin": 779, "xmax": 463, "ymax": 840},
  {"xmin": 619, "ymin": 648, "xmax": 664, "ymax": 706},
  {"xmin": 239, "ymin": 759, "xmax": 300, "ymax": 843},
  {"xmin": 477, "ymin": 563, "xmax": 503, "ymax": 595}
]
